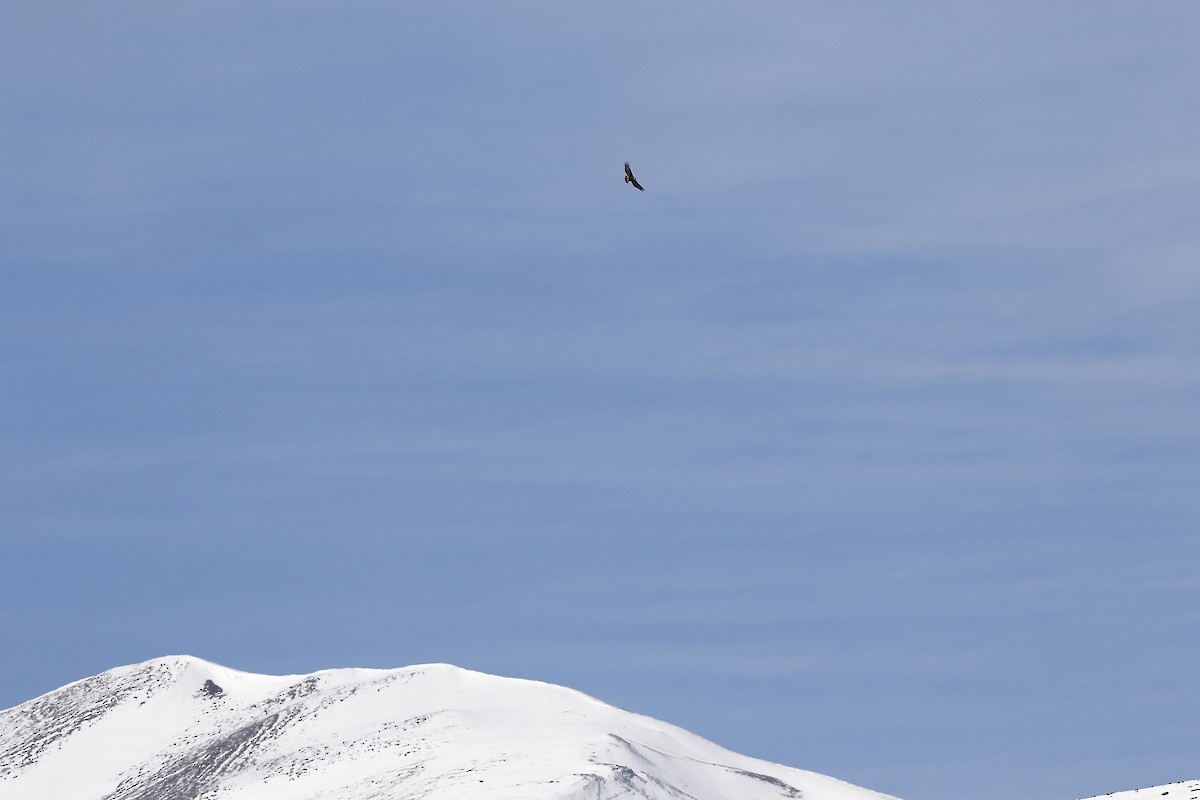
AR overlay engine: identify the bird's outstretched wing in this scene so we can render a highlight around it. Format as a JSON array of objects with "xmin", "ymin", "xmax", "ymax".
[{"xmin": 624, "ymin": 162, "xmax": 645, "ymax": 191}]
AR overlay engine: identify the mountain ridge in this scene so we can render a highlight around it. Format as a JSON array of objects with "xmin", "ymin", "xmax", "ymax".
[
  {"xmin": 1078, "ymin": 780, "xmax": 1200, "ymax": 800},
  {"xmin": 0, "ymin": 655, "xmax": 900, "ymax": 800}
]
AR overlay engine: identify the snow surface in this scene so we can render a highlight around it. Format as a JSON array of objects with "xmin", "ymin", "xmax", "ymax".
[
  {"xmin": 0, "ymin": 656, "xmax": 901, "ymax": 800},
  {"xmin": 1079, "ymin": 781, "xmax": 1200, "ymax": 800}
]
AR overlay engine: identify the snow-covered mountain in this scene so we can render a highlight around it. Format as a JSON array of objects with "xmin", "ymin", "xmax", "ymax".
[
  {"xmin": 1080, "ymin": 781, "xmax": 1199, "ymax": 800},
  {"xmin": 0, "ymin": 656, "xmax": 899, "ymax": 800}
]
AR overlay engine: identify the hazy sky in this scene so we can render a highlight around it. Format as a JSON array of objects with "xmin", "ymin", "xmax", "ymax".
[{"xmin": 3, "ymin": 4, "xmax": 1198, "ymax": 800}]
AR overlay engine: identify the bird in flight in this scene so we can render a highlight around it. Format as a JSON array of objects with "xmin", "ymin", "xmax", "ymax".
[{"xmin": 624, "ymin": 162, "xmax": 644, "ymax": 191}]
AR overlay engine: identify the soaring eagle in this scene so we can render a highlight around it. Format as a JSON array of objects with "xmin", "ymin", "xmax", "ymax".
[{"xmin": 624, "ymin": 162, "xmax": 644, "ymax": 191}]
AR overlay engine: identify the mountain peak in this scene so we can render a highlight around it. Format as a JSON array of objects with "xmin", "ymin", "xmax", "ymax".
[{"xmin": 0, "ymin": 657, "xmax": 899, "ymax": 800}]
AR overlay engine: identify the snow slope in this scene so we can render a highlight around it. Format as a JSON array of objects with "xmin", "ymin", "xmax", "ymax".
[
  {"xmin": 1080, "ymin": 781, "xmax": 1200, "ymax": 800},
  {"xmin": 0, "ymin": 656, "xmax": 900, "ymax": 800}
]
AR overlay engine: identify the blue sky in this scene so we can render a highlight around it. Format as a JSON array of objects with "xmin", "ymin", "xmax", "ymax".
[{"xmin": 2, "ymin": 3, "xmax": 1198, "ymax": 799}]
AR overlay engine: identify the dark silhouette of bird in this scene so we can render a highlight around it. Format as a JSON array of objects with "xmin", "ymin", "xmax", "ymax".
[{"xmin": 624, "ymin": 162, "xmax": 644, "ymax": 191}]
